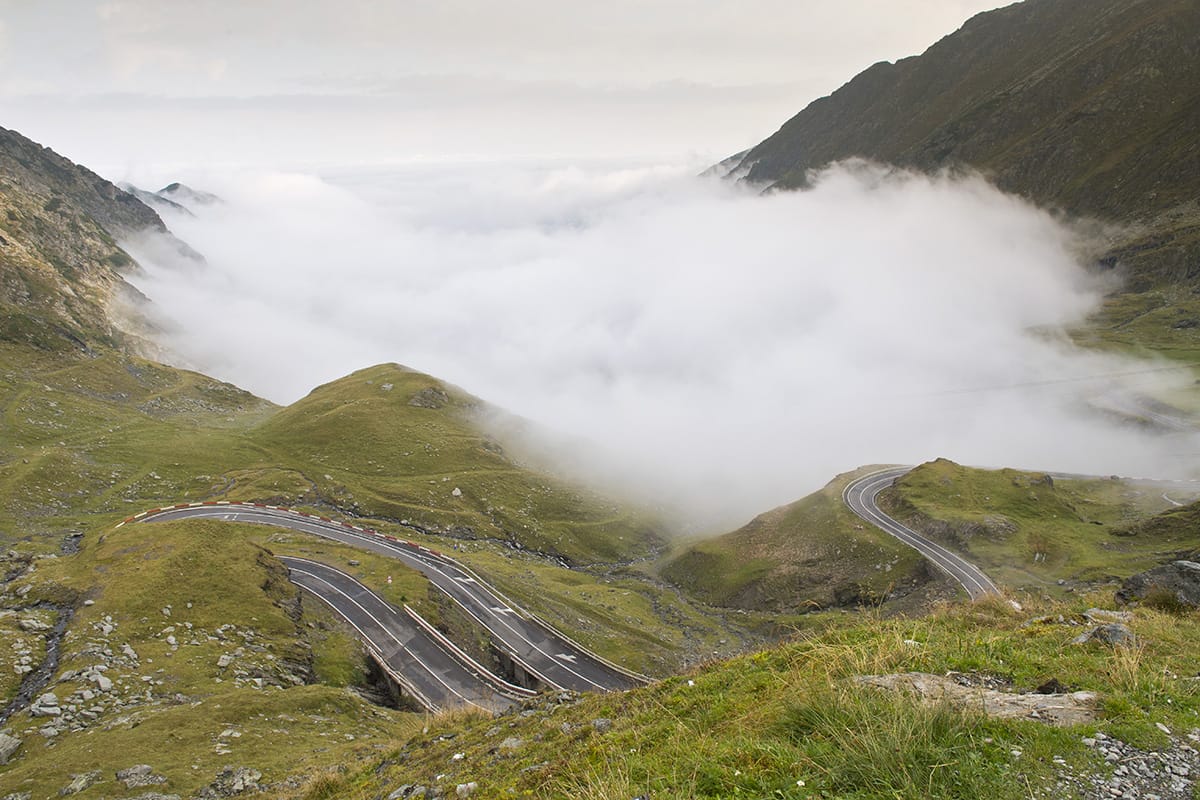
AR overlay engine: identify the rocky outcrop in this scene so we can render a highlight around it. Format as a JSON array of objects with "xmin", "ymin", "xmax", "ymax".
[
  {"xmin": 0, "ymin": 731, "xmax": 21, "ymax": 764},
  {"xmin": 195, "ymin": 766, "xmax": 262, "ymax": 798},
  {"xmin": 0, "ymin": 126, "xmax": 163, "ymax": 235},
  {"xmin": 1117, "ymin": 560, "xmax": 1200, "ymax": 609},
  {"xmin": 1071, "ymin": 622, "xmax": 1137, "ymax": 647},
  {"xmin": 855, "ymin": 671, "xmax": 1098, "ymax": 726},
  {"xmin": 115, "ymin": 764, "xmax": 168, "ymax": 789}
]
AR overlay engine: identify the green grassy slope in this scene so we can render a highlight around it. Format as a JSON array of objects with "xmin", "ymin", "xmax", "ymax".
[
  {"xmin": 0, "ymin": 518, "xmax": 426, "ymax": 800},
  {"xmin": 661, "ymin": 468, "xmax": 946, "ymax": 613},
  {"xmin": 882, "ymin": 459, "xmax": 1200, "ymax": 594},
  {"xmin": 0, "ymin": 339, "xmax": 743, "ymax": 674},
  {"xmin": 291, "ymin": 595, "xmax": 1200, "ymax": 800},
  {"xmin": 0, "ymin": 341, "xmax": 275, "ymax": 539},
  {"xmin": 251, "ymin": 363, "xmax": 666, "ymax": 566}
]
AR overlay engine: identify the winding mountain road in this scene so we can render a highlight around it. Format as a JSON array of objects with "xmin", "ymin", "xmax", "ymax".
[
  {"xmin": 280, "ymin": 556, "xmax": 533, "ymax": 713},
  {"xmin": 843, "ymin": 467, "xmax": 1001, "ymax": 600},
  {"xmin": 124, "ymin": 502, "xmax": 646, "ymax": 695}
]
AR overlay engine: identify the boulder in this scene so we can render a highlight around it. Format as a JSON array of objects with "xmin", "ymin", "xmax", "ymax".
[
  {"xmin": 0, "ymin": 732, "xmax": 21, "ymax": 765},
  {"xmin": 1117, "ymin": 560, "xmax": 1200, "ymax": 609},
  {"xmin": 60, "ymin": 771, "xmax": 102, "ymax": 795},
  {"xmin": 30, "ymin": 693, "xmax": 60, "ymax": 717},
  {"xmin": 1083, "ymin": 608, "xmax": 1132, "ymax": 624},
  {"xmin": 1071, "ymin": 623, "xmax": 1136, "ymax": 647}
]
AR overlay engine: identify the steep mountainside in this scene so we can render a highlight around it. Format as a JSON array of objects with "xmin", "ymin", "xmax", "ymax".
[
  {"xmin": 731, "ymin": 0, "xmax": 1200, "ymax": 290},
  {"xmin": 0, "ymin": 126, "xmax": 169, "ymax": 351}
]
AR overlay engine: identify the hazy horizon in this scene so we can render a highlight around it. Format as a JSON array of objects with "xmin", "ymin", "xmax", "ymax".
[{"xmin": 2, "ymin": 0, "xmax": 1011, "ymax": 171}]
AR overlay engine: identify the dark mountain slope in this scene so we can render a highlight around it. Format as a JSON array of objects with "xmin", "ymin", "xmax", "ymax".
[{"xmin": 732, "ymin": 0, "xmax": 1200, "ymax": 288}]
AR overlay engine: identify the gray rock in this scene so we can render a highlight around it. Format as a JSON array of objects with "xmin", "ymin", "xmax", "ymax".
[
  {"xmin": 2, "ymin": 793, "xmax": 32, "ymax": 800},
  {"xmin": 31, "ymin": 693, "xmax": 61, "ymax": 717},
  {"xmin": 855, "ymin": 672, "xmax": 1098, "ymax": 726},
  {"xmin": 408, "ymin": 387, "xmax": 449, "ymax": 409},
  {"xmin": 1083, "ymin": 608, "xmax": 1133, "ymax": 624},
  {"xmin": 0, "ymin": 732, "xmax": 21, "ymax": 765},
  {"xmin": 498, "ymin": 736, "xmax": 523, "ymax": 751},
  {"xmin": 127, "ymin": 794, "xmax": 179, "ymax": 800},
  {"xmin": 116, "ymin": 764, "xmax": 168, "ymax": 788},
  {"xmin": 388, "ymin": 786, "xmax": 427, "ymax": 800},
  {"xmin": 591, "ymin": 718, "xmax": 613, "ymax": 733},
  {"xmin": 196, "ymin": 766, "xmax": 262, "ymax": 798},
  {"xmin": 59, "ymin": 771, "xmax": 102, "ymax": 795},
  {"xmin": 1071, "ymin": 623, "xmax": 1136, "ymax": 647},
  {"xmin": 388, "ymin": 788, "xmax": 427, "ymax": 800},
  {"xmin": 1117, "ymin": 560, "xmax": 1200, "ymax": 609},
  {"xmin": 455, "ymin": 783, "xmax": 478, "ymax": 798}
]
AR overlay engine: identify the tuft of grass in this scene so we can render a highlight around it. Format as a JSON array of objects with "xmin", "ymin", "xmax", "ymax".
[{"xmin": 781, "ymin": 690, "xmax": 1002, "ymax": 799}]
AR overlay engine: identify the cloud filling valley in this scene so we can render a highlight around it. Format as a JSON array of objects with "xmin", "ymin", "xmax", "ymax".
[{"xmin": 122, "ymin": 161, "xmax": 1195, "ymax": 530}]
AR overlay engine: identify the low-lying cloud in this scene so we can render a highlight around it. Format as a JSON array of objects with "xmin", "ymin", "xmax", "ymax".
[{"xmin": 122, "ymin": 161, "xmax": 1196, "ymax": 531}]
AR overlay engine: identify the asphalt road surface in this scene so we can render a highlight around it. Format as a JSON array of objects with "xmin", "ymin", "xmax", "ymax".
[
  {"xmin": 127, "ymin": 502, "xmax": 645, "ymax": 693},
  {"xmin": 842, "ymin": 467, "xmax": 1001, "ymax": 600},
  {"xmin": 280, "ymin": 556, "xmax": 532, "ymax": 713}
]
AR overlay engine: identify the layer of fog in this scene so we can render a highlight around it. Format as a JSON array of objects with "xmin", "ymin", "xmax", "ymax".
[{"xmin": 122, "ymin": 161, "xmax": 1197, "ymax": 531}]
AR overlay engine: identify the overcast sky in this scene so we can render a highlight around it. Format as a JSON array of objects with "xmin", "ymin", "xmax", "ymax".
[{"xmin": 0, "ymin": 0, "xmax": 1010, "ymax": 172}]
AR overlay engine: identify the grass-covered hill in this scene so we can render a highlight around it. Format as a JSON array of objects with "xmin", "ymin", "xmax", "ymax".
[
  {"xmin": 878, "ymin": 459, "xmax": 1199, "ymax": 595},
  {"xmin": 661, "ymin": 468, "xmax": 951, "ymax": 613},
  {"xmin": 251, "ymin": 364, "xmax": 665, "ymax": 566}
]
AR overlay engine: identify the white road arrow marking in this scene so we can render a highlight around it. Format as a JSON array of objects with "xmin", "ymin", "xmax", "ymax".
[
  {"xmin": 555, "ymin": 654, "xmax": 577, "ymax": 663},
  {"xmin": 491, "ymin": 607, "xmax": 513, "ymax": 614}
]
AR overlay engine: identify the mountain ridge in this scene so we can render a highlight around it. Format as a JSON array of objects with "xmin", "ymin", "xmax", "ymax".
[
  {"xmin": 729, "ymin": 0, "xmax": 1200, "ymax": 290},
  {"xmin": 0, "ymin": 125, "xmax": 173, "ymax": 352}
]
